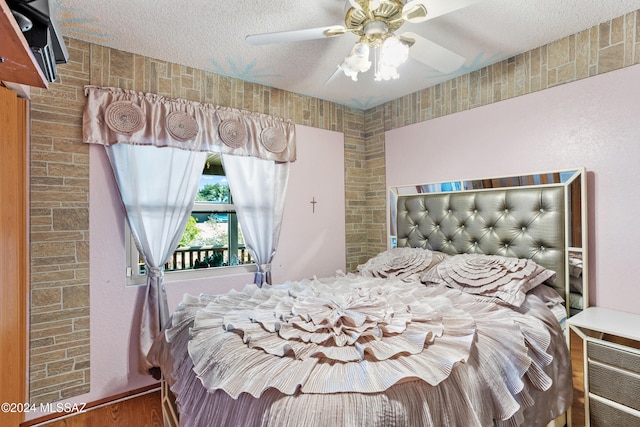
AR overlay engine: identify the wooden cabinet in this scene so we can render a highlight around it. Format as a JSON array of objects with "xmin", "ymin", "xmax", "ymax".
[
  {"xmin": 568, "ymin": 307, "xmax": 640, "ymax": 427},
  {"xmin": 0, "ymin": 0, "xmax": 48, "ymax": 88}
]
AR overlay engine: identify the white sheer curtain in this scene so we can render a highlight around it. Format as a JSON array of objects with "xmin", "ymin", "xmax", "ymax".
[
  {"xmin": 222, "ymin": 155, "xmax": 290, "ymax": 286},
  {"xmin": 83, "ymin": 85, "xmax": 296, "ymax": 372},
  {"xmin": 105, "ymin": 143, "xmax": 207, "ymax": 372}
]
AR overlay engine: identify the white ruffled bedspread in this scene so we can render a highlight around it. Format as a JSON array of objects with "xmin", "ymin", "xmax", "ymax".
[{"xmin": 148, "ymin": 275, "xmax": 572, "ymax": 427}]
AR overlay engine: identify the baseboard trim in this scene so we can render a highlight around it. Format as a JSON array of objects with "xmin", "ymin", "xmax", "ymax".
[{"xmin": 20, "ymin": 384, "xmax": 160, "ymax": 427}]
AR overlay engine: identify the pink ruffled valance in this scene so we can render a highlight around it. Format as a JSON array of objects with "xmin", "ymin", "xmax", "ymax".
[{"xmin": 82, "ymin": 85, "xmax": 296, "ymax": 162}]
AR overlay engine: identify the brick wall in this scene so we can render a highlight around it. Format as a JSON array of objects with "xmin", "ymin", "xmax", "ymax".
[
  {"xmin": 29, "ymin": 38, "xmax": 91, "ymax": 403},
  {"xmin": 27, "ymin": 10, "xmax": 639, "ymax": 403}
]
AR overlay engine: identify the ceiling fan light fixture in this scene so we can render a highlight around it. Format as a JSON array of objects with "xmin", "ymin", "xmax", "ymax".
[
  {"xmin": 374, "ymin": 36, "xmax": 409, "ymax": 82},
  {"xmin": 339, "ymin": 41, "xmax": 372, "ymax": 81},
  {"xmin": 374, "ymin": 63, "xmax": 399, "ymax": 81},
  {"xmin": 374, "ymin": 35, "xmax": 409, "ymax": 81},
  {"xmin": 382, "ymin": 35, "xmax": 410, "ymax": 66}
]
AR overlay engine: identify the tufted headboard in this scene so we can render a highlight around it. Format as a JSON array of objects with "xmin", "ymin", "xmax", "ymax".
[{"xmin": 396, "ymin": 186, "xmax": 566, "ymax": 297}]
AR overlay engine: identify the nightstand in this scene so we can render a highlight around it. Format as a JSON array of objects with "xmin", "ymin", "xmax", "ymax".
[{"xmin": 567, "ymin": 307, "xmax": 640, "ymax": 427}]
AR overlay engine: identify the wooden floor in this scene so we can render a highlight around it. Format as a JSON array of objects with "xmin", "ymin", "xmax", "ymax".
[
  {"xmin": 27, "ymin": 332, "xmax": 587, "ymax": 427},
  {"xmin": 27, "ymin": 390, "xmax": 162, "ymax": 427}
]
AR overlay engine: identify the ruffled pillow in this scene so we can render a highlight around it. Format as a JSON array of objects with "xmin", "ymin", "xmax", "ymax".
[
  {"xmin": 421, "ymin": 254, "xmax": 555, "ymax": 307},
  {"xmin": 357, "ymin": 247, "xmax": 447, "ymax": 281}
]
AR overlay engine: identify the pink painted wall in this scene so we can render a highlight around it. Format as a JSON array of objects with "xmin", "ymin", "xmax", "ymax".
[
  {"xmin": 273, "ymin": 125, "xmax": 346, "ymax": 281},
  {"xmin": 26, "ymin": 124, "xmax": 345, "ymax": 413},
  {"xmin": 385, "ymin": 63, "xmax": 640, "ymax": 316}
]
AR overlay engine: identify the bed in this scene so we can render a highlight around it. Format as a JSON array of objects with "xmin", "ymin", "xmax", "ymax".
[{"xmin": 148, "ymin": 169, "xmax": 587, "ymax": 427}]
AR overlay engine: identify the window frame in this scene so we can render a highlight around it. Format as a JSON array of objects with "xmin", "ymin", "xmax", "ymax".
[{"xmin": 125, "ymin": 162, "xmax": 256, "ymax": 286}]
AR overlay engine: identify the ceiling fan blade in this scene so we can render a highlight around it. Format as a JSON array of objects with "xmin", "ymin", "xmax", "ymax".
[
  {"xmin": 348, "ymin": 0, "xmax": 363, "ymax": 11},
  {"xmin": 246, "ymin": 25, "xmax": 346, "ymax": 45},
  {"xmin": 404, "ymin": 0, "xmax": 478, "ymax": 23},
  {"xmin": 402, "ymin": 1, "xmax": 429, "ymax": 23},
  {"xmin": 400, "ymin": 32, "xmax": 465, "ymax": 74},
  {"xmin": 323, "ymin": 67, "xmax": 343, "ymax": 86}
]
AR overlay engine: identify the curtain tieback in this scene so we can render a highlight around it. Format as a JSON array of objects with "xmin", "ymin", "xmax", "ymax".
[
  {"xmin": 255, "ymin": 263, "xmax": 272, "ymax": 288},
  {"xmin": 259, "ymin": 263, "xmax": 271, "ymax": 272},
  {"xmin": 148, "ymin": 266, "xmax": 164, "ymax": 279}
]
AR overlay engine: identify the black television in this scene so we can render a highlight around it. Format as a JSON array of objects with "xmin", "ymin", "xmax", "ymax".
[{"xmin": 7, "ymin": 0, "xmax": 69, "ymax": 83}]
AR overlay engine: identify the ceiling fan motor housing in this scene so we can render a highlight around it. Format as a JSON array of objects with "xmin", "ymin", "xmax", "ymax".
[
  {"xmin": 364, "ymin": 21, "xmax": 388, "ymax": 35},
  {"xmin": 346, "ymin": 0, "xmax": 406, "ymax": 45}
]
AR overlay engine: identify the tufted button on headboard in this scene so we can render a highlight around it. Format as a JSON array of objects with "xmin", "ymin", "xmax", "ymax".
[{"xmin": 396, "ymin": 186, "xmax": 566, "ymax": 295}]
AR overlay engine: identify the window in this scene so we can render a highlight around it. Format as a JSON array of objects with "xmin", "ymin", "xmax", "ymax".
[{"xmin": 126, "ymin": 153, "xmax": 255, "ymax": 284}]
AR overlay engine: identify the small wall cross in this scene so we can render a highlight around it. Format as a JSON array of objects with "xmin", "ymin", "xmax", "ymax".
[{"xmin": 310, "ymin": 197, "xmax": 317, "ymax": 214}]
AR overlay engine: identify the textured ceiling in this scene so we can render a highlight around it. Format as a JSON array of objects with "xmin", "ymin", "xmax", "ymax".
[{"xmin": 52, "ymin": 0, "xmax": 640, "ymax": 109}]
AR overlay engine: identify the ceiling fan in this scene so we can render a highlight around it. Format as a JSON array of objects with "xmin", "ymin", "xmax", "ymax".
[{"xmin": 245, "ymin": 0, "xmax": 475, "ymax": 82}]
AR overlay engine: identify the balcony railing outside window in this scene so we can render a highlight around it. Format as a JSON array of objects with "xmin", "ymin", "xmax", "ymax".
[{"xmin": 136, "ymin": 245, "xmax": 253, "ymax": 274}]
